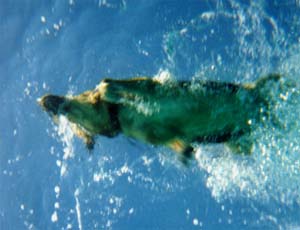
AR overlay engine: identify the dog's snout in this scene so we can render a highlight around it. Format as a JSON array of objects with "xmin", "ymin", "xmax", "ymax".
[{"xmin": 39, "ymin": 95, "xmax": 65, "ymax": 115}]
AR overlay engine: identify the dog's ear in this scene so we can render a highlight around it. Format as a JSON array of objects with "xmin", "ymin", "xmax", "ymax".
[
  {"xmin": 96, "ymin": 77, "xmax": 159, "ymax": 104},
  {"xmin": 88, "ymin": 91, "xmax": 102, "ymax": 105}
]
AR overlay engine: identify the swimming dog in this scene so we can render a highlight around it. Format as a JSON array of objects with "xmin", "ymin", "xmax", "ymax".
[{"xmin": 39, "ymin": 74, "xmax": 283, "ymax": 162}]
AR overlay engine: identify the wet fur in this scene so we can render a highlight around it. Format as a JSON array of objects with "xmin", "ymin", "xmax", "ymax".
[{"xmin": 39, "ymin": 74, "xmax": 282, "ymax": 162}]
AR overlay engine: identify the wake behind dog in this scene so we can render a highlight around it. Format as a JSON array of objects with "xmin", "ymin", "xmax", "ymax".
[{"xmin": 39, "ymin": 74, "xmax": 290, "ymax": 163}]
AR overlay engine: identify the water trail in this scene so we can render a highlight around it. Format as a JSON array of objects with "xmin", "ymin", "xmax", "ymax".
[{"xmin": 74, "ymin": 189, "xmax": 83, "ymax": 230}]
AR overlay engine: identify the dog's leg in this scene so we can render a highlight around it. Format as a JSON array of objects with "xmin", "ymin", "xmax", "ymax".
[
  {"xmin": 70, "ymin": 123, "xmax": 95, "ymax": 150},
  {"xmin": 167, "ymin": 138, "xmax": 195, "ymax": 165}
]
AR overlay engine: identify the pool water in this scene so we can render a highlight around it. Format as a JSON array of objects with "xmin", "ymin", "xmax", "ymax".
[{"xmin": 1, "ymin": 1, "xmax": 300, "ymax": 229}]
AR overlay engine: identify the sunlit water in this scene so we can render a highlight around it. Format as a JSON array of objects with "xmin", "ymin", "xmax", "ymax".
[{"xmin": 2, "ymin": 0, "xmax": 300, "ymax": 229}]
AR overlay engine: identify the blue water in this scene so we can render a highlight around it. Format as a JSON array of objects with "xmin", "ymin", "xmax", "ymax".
[{"xmin": 1, "ymin": 0, "xmax": 300, "ymax": 229}]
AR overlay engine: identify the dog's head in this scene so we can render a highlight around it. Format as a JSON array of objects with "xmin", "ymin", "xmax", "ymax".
[
  {"xmin": 39, "ymin": 91, "xmax": 117, "ymax": 138},
  {"xmin": 38, "ymin": 94, "xmax": 66, "ymax": 117}
]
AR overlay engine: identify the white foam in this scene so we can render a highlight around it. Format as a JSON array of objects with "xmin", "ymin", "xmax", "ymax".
[
  {"xmin": 54, "ymin": 202, "xmax": 60, "ymax": 209},
  {"xmin": 193, "ymin": 218, "xmax": 199, "ymax": 225},
  {"xmin": 195, "ymin": 84, "xmax": 300, "ymax": 205},
  {"xmin": 60, "ymin": 163, "xmax": 68, "ymax": 177},
  {"xmin": 74, "ymin": 189, "xmax": 82, "ymax": 230},
  {"xmin": 51, "ymin": 211, "xmax": 58, "ymax": 222},
  {"xmin": 200, "ymin": 11, "xmax": 216, "ymax": 21},
  {"xmin": 40, "ymin": 16, "xmax": 46, "ymax": 23},
  {"xmin": 93, "ymin": 173, "xmax": 102, "ymax": 182},
  {"xmin": 54, "ymin": 186, "xmax": 60, "ymax": 194},
  {"xmin": 53, "ymin": 23, "xmax": 60, "ymax": 31},
  {"xmin": 129, "ymin": 208, "xmax": 134, "ymax": 214},
  {"xmin": 153, "ymin": 69, "xmax": 173, "ymax": 83},
  {"xmin": 57, "ymin": 116, "xmax": 74, "ymax": 160}
]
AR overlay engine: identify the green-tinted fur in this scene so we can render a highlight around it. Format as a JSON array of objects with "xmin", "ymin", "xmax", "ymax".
[{"xmin": 40, "ymin": 74, "xmax": 283, "ymax": 161}]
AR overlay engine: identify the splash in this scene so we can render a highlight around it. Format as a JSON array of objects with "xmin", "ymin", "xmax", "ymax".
[
  {"xmin": 194, "ymin": 78, "xmax": 300, "ymax": 205},
  {"xmin": 159, "ymin": 0, "xmax": 300, "ymax": 210},
  {"xmin": 56, "ymin": 115, "xmax": 75, "ymax": 176},
  {"xmin": 162, "ymin": 0, "xmax": 287, "ymax": 81},
  {"xmin": 57, "ymin": 115, "xmax": 74, "ymax": 160},
  {"xmin": 153, "ymin": 69, "xmax": 173, "ymax": 83}
]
